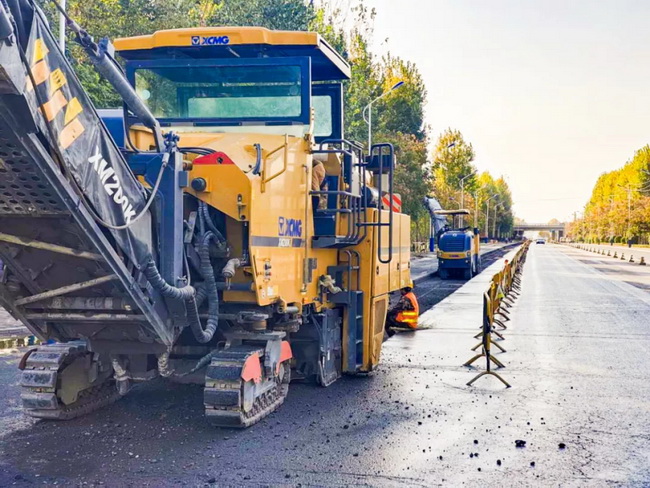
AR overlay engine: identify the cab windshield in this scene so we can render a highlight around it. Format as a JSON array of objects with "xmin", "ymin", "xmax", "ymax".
[{"xmin": 134, "ymin": 64, "xmax": 303, "ymax": 122}]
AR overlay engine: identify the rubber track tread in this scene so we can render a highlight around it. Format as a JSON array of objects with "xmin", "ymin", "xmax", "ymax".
[
  {"xmin": 20, "ymin": 341, "xmax": 120, "ymax": 420},
  {"xmin": 204, "ymin": 346, "xmax": 290, "ymax": 428}
]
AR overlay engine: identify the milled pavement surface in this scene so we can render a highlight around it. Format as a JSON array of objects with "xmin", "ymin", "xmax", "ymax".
[
  {"xmin": 0, "ymin": 243, "xmax": 649, "ymax": 486},
  {"xmin": 409, "ymin": 242, "xmax": 513, "ymax": 283}
]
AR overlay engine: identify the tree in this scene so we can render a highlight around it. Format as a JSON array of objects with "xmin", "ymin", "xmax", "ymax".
[
  {"xmin": 572, "ymin": 145, "xmax": 650, "ymax": 243},
  {"xmin": 431, "ymin": 129, "xmax": 476, "ymax": 214}
]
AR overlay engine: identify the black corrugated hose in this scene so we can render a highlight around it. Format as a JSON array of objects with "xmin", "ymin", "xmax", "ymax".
[
  {"xmin": 189, "ymin": 231, "xmax": 220, "ymax": 343},
  {"xmin": 199, "ymin": 201, "xmax": 226, "ymax": 243},
  {"xmin": 143, "ymin": 259, "xmax": 195, "ymax": 300},
  {"xmin": 143, "ymin": 251, "xmax": 217, "ymax": 344}
]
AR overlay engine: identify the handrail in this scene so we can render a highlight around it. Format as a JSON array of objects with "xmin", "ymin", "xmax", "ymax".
[
  {"xmin": 312, "ymin": 137, "xmax": 367, "ymax": 246},
  {"xmin": 372, "ymin": 143, "xmax": 395, "ymax": 264},
  {"xmin": 261, "ymin": 134, "xmax": 289, "ymax": 193}
]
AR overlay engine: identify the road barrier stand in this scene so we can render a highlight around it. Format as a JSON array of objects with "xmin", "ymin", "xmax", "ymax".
[
  {"xmin": 465, "ymin": 241, "xmax": 530, "ymax": 388},
  {"xmin": 465, "ymin": 292, "xmax": 510, "ymax": 387},
  {"xmin": 0, "ymin": 335, "xmax": 41, "ymax": 350}
]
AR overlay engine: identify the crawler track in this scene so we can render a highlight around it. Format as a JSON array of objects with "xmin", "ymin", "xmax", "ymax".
[
  {"xmin": 19, "ymin": 341, "xmax": 120, "ymax": 420},
  {"xmin": 204, "ymin": 346, "xmax": 290, "ymax": 428}
]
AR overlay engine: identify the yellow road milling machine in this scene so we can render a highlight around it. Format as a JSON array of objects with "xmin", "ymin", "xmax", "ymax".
[{"xmin": 0, "ymin": 1, "xmax": 411, "ymax": 427}]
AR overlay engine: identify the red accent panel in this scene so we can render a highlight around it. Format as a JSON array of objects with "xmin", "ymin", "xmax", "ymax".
[
  {"xmin": 276, "ymin": 341, "xmax": 293, "ymax": 374},
  {"xmin": 193, "ymin": 151, "xmax": 235, "ymax": 165},
  {"xmin": 241, "ymin": 353, "xmax": 262, "ymax": 384},
  {"xmin": 280, "ymin": 341, "xmax": 293, "ymax": 363}
]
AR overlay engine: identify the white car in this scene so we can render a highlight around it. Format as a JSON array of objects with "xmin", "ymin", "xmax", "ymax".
[{"xmin": 536, "ymin": 238, "xmax": 546, "ymax": 244}]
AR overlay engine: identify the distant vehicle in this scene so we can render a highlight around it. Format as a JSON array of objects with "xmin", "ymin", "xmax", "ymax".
[{"xmin": 536, "ymin": 238, "xmax": 546, "ymax": 244}]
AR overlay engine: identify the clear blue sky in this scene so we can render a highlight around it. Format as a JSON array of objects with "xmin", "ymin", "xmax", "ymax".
[{"xmin": 364, "ymin": 0, "xmax": 650, "ymax": 223}]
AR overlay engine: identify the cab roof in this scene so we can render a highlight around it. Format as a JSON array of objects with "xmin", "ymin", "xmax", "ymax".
[{"xmin": 114, "ymin": 27, "xmax": 351, "ymax": 81}]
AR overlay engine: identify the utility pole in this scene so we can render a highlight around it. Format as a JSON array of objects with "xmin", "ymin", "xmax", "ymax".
[
  {"xmin": 473, "ymin": 192, "xmax": 479, "ymax": 228},
  {"xmin": 59, "ymin": 0, "xmax": 66, "ymax": 51},
  {"xmin": 617, "ymin": 184, "xmax": 635, "ymax": 239},
  {"xmin": 485, "ymin": 194, "xmax": 498, "ymax": 240},
  {"xmin": 627, "ymin": 186, "xmax": 632, "ymax": 239},
  {"xmin": 492, "ymin": 203, "xmax": 499, "ymax": 239}
]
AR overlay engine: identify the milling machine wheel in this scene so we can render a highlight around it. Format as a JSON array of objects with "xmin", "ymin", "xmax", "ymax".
[
  {"xmin": 19, "ymin": 341, "xmax": 120, "ymax": 420},
  {"xmin": 438, "ymin": 268, "xmax": 449, "ymax": 280},
  {"xmin": 463, "ymin": 268, "xmax": 472, "ymax": 280},
  {"xmin": 203, "ymin": 345, "xmax": 291, "ymax": 428}
]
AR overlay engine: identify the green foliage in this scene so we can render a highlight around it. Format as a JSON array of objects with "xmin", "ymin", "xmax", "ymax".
[
  {"xmin": 430, "ymin": 130, "xmax": 514, "ymax": 237},
  {"xmin": 570, "ymin": 145, "xmax": 650, "ymax": 243},
  {"xmin": 197, "ymin": 0, "xmax": 315, "ymax": 31},
  {"xmin": 383, "ymin": 132, "xmax": 429, "ymax": 228}
]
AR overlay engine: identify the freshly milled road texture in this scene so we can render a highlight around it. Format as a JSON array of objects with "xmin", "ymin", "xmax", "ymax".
[{"xmin": 1, "ymin": 244, "xmax": 649, "ymax": 486}]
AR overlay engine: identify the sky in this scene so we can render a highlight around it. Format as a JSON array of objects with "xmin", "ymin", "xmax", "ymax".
[{"xmin": 362, "ymin": 0, "xmax": 650, "ymax": 223}]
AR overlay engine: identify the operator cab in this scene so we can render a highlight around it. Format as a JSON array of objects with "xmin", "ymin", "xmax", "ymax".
[
  {"xmin": 110, "ymin": 27, "xmax": 394, "ymax": 253},
  {"xmin": 112, "ymin": 27, "xmax": 349, "ymax": 143}
]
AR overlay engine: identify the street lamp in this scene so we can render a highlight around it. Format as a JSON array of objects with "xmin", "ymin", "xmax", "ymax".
[
  {"xmin": 363, "ymin": 80, "xmax": 405, "ymax": 151},
  {"xmin": 458, "ymin": 172, "xmax": 475, "ymax": 227},
  {"xmin": 485, "ymin": 194, "xmax": 498, "ymax": 240}
]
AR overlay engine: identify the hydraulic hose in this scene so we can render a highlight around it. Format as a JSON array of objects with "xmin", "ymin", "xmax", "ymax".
[
  {"xmin": 189, "ymin": 232, "xmax": 220, "ymax": 343},
  {"xmin": 144, "ymin": 252, "xmax": 217, "ymax": 344},
  {"xmin": 199, "ymin": 201, "xmax": 225, "ymax": 243},
  {"xmin": 143, "ymin": 258, "xmax": 195, "ymax": 301}
]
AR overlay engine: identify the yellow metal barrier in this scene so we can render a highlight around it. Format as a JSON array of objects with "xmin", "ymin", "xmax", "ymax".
[
  {"xmin": 0, "ymin": 335, "xmax": 41, "ymax": 350},
  {"xmin": 465, "ymin": 240, "xmax": 530, "ymax": 388}
]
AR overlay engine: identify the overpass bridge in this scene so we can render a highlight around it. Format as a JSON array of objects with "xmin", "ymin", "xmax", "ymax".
[{"xmin": 513, "ymin": 223, "xmax": 566, "ymax": 240}]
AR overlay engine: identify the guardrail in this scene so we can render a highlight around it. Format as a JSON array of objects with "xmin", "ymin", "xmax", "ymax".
[{"xmin": 464, "ymin": 240, "xmax": 531, "ymax": 388}]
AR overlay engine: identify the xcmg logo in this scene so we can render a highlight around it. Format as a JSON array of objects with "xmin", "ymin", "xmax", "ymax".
[
  {"xmin": 191, "ymin": 35, "xmax": 230, "ymax": 46},
  {"xmin": 278, "ymin": 217, "xmax": 302, "ymax": 238}
]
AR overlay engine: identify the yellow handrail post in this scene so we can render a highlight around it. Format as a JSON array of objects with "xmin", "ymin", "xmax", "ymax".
[{"xmin": 261, "ymin": 134, "xmax": 289, "ymax": 193}]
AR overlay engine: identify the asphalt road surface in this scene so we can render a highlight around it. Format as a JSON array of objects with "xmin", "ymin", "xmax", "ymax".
[{"xmin": 1, "ymin": 243, "xmax": 649, "ymax": 486}]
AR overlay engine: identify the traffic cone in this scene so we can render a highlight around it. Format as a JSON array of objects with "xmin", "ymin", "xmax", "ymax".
[
  {"xmin": 607, "ymin": 250, "xmax": 611, "ymax": 256},
  {"xmin": 621, "ymin": 253, "xmax": 625, "ymax": 260},
  {"xmin": 630, "ymin": 255, "xmax": 635, "ymax": 263},
  {"xmin": 640, "ymin": 257, "xmax": 646, "ymax": 266},
  {"xmin": 614, "ymin": 252, "xmax": 618, "ymax": 258}
]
